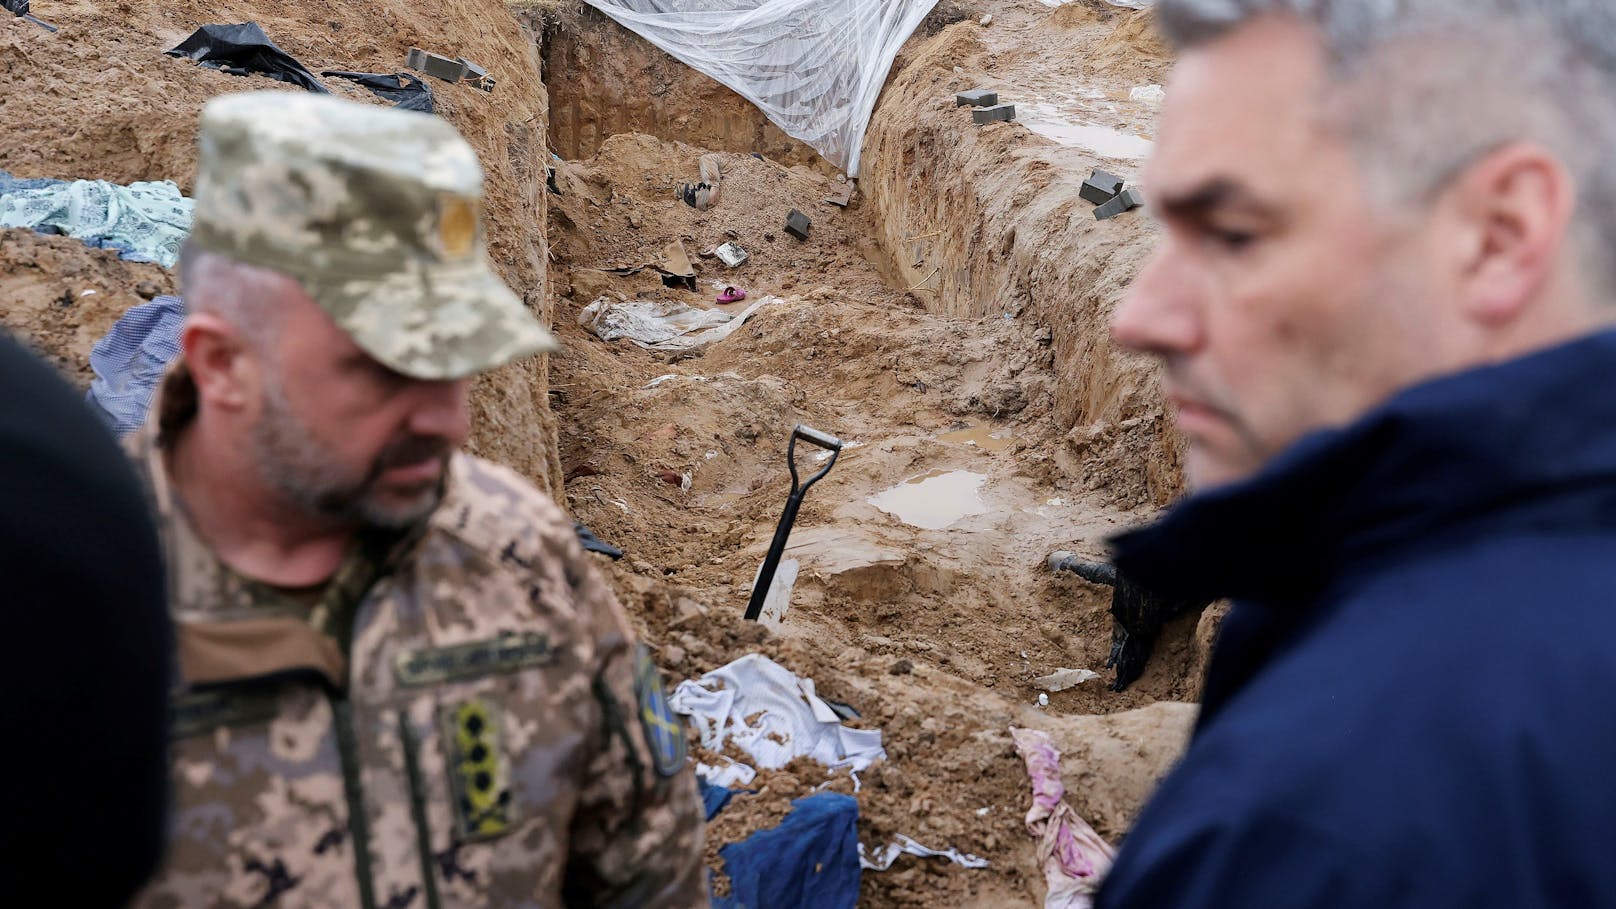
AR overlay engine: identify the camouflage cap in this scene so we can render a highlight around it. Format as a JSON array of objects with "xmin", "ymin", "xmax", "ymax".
[{"xmin": 189, "ymin": 91, "xmax": 559, "ymax": 380}]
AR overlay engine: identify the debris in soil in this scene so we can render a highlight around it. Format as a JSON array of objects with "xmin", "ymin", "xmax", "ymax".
[
  {"xmin": 85, "ymin": 294, "xmax": 184, "ymax": 436},
  {"xmin": 320, "ymin": 69, "xmax": 435, "ymax": 112},
  {"xmin": 166, "ymin": 22, "xmax": 330, "ymax": 93},
  {"xmin": 0, "ymin": 174, "xmax": 193, "ymax": 267},
  {"xmin": 671, "ymin": 654, "xmax": 886, "ymax": 777},
  {"xmin": 1032, "ymin": 668, "xmax": 1102, "ymax": 692},
  {"xmin": 542, "ymin": 2, "xmax": 1205, "ymax": 902},
  {"xmin": 578, "ymin": 294, "xmax": 782, "ymax": 355},
  {"xmin": 862, "ymin": 834, "xmax": 990, "ymax": 871},
  {"xmin": 4, "ymin": 0, "xmax": 1209, "ymax": 906},
  {"xmin": 5, "ymin": 0, "xmax": 56, "ymax": 32},
  {"xmin": 703, "ymin": 757, "xmax": 861, "ymax": 897},
  {"xmin": 1011, "ymin": 725, "xmax": 1115, "ymax": 908},
  {"xmin": 1094, "ymin": 186, "xmax": 1145, "ymax": 220},
  {"xmin": 784, "ymin": 208, "xmax": 811, "ymax": 241}
]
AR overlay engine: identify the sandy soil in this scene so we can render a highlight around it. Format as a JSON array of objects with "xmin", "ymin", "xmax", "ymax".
[
  {"xmin": 864, "ymin": 0, "xmax": 1183, "ymax": 509},
  {"xmin": 3, "ymin": 0, "xmax": 1206, "ymax": 905},
  {"xmin": 522, "ymin": 2, "xmax": 824, "ymax": 169},
  {"xmin": 539, "ymin": 3, "xmax": 1208, "ymax": 903},
  {"xmin": 0, "ymin": 0, "xmax": 564, "ymax": 493}
]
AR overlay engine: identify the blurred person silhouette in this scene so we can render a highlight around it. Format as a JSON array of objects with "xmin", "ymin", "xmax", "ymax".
[
  {"xmin": 0, "ymin": 333, "xmax": 170, "ymax": 904},
  {"xmin": 1100, "ymin": 1, "xmax": 1616, "ymax": 906}
]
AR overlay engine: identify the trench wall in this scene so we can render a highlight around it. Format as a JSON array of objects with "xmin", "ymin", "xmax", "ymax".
[
  {"xmin": 861, "ymin": 23, "xmax": 1183, "ymax": 506},
  {"xmin": 518, "ymin": 3, "xmax": 1183, "ymax": 507},
  {"xmin": 525, "ymin": 3, "xmax": 821, "ymax": 168},
  {"xmin": 0, "ymin": 0, "xmax": 565, "ymax": 499}
]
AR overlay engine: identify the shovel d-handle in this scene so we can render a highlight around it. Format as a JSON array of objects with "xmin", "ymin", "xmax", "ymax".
[{"xmin": 744, "ymin": 425, "xmax": 844, "ymax": 622}]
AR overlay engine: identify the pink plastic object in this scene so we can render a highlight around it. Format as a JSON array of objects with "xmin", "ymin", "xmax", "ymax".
[{"xmin": 717, "ymin": 286, "xmax": 747, "ymax": 304}]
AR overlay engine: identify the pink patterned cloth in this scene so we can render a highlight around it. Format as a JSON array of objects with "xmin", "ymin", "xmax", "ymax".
[{"xmin": 1010, "ymin": 726, "xmax": 1117, "ymax": 909}]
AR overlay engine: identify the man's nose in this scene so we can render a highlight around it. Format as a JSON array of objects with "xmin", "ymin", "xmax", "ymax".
[
  {"xmin": 405, "ymin": 378, "xmax": 473, "ymax": 444},
  {"xmin": 1111, "ymin": 243, "xmax": 1205, "ymax": 356}
]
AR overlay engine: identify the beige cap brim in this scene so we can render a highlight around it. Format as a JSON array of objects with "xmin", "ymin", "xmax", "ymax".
[{"xmin": 303, "ymin": 255, "xmax": 560, "ymax": 381}]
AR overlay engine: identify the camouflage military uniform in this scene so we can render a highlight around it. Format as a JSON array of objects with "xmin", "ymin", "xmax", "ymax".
[
  {"xmin": 130, "ymin": 375, "xmax": 705, "ymax": 908},
  {"xmin": 130, "ymin": 92, "xmax": 707, "ymax": 908}
]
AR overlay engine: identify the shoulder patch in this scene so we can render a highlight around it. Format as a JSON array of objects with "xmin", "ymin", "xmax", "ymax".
[{"xmin": 634, "ymin": 645, "xmax": 687, "ymax": 778}]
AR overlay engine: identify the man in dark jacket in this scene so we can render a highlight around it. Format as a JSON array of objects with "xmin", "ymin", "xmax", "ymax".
[{"xmin": 1099, "ymin": 1, "xmax": 1616, "ymax": 906}]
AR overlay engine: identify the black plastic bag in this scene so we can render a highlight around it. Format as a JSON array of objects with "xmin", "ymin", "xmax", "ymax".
[
  {"xmin": 573, "ymin": 522, "xmax": 624, "ymax": 560},
  {"xmin": 321, "ymin": 71, "xmax": 435, "ymax": 114},
  {"xmin": 165, "ymin": 23, "xmax": 329, "ymax": 94}
]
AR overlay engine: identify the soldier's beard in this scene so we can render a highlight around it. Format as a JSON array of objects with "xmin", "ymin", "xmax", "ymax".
[{"xmin": 248, "ymin": 376, "xmax": 449, "ymax": 530}]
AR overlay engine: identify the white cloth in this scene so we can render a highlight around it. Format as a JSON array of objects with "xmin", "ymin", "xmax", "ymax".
[
  {"xmin": 1032, "ymin": 668, "xmax": 1101, "ymax": 692},
  {"xmin": 580, "ymin": 295, "xmax": 779, "ymax": 353},
  {"xmin": 859, "ymin": 833, "xmax": 991, "ymax": 870},
  {"xmin": 697, "ymin": 759, "xmax": 758, "ymax": 788},
  {"xmin": 581, "ymin": 0, "xmax": 938, "ymax": 175},
  {"xmin": 670, "ymin": 654, "xmax": 886, "ymax": 773}
]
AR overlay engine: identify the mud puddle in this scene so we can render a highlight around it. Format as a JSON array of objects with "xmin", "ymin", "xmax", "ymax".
[
  {"xmin": 868, "ymin": 469, "xmax": 991, "ymax": 529},
  {"xmin": 1016, "ymin": 102, "xmax": 1155, "ymax": 159},
  {"xmin": 939, "ymin": 423, "xmax": 1017, "ymax": 453}
]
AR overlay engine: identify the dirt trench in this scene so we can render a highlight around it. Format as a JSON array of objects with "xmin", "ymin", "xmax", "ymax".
[
  {"xmin": 525, "ymin": 2, "xmax": 1207, "ymax": 905},
  {"xmin": 865, "ymin": 1, "xmax": 1183, "ymax": 509},
  {"xmin": 0, "ymin": 0, "xmax": 1204, "ymax": 903}
]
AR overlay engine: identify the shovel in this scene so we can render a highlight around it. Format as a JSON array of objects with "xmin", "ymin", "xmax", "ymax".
[{"xmin": 744, "ymin": 425, "xmax": 844, "ymax": 621}]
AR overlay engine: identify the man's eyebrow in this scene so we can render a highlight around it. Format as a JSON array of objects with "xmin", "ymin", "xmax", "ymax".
[{"xmin": 1155, "ymin": 178, "xmax": 1277, "ymax": 220}]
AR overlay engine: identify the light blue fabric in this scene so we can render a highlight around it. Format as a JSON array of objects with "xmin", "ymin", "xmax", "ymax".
[
  {"xmin": 85, "ymin": 296, "xmax": 184, "ymax": 436},
  {"xmin": 713, "ymin": 793, "xmax": 860, "ymax": 909},
  {"xmin": 0, "ymin": 169, "xmax": 61, "ymax": 195},
  {"xmin": 0, "ymin": 176, "xmax": 193, "ymax": 267}
]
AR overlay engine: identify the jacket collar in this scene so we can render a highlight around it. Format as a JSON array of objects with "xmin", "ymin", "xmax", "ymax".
[{"xmin": 1112, "ymin": 328, "xmax": 1616, "ymax": 605}]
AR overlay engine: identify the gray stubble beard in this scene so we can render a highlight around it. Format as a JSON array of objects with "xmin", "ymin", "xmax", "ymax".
[{"xmin": 247, "ymin": 375, "xmax": 446, "ymax": 531}]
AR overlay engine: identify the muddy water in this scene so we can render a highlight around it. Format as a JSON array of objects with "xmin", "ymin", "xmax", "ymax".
[
  {"xmin": 939, "ymin": 423, "xmax": 1017, "ymax": 453},
  {"xmin": 1016, "ymin": 102, "xmax": 1155, "ymax": 159},
  {"xmin": 867, "ymin": 469, "xmax": 990, "ymax": 529}
]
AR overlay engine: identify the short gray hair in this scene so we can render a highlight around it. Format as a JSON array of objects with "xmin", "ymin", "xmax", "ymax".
[
  {"xmin": 1156, "ymin": 0, "xmax": 1616, "ymax": 293},
  {"xmin": 177, "ymin": 242, "xmax": 294, "ymax": 349}
]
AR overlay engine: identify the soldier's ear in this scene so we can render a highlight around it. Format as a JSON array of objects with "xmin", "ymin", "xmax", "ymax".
[{"xmin": 181, "ymin": 313, "xmax": 257, "ymax": 412}]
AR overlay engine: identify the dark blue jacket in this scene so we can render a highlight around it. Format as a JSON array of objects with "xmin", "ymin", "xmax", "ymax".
[{"xmin": 1097, "ymin": 331, "xmax": 1616, "ymax": 908}]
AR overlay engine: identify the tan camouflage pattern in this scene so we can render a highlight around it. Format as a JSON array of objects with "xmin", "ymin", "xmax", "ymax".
[
  {"xmin": 188, "ymin": 91, "xmax": 559, "ymax": 380},
  {"xmin": 130, "ymin": 370, "xmax": 707, "ymax": 909}
]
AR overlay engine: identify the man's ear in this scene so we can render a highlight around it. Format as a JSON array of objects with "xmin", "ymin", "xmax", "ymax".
[
  {"xmin": 1445, "ymin": 142, "xmax": 1575, "ymax": 327},
  {"xmin": 181, "ymin": 313, "xmax": 257, "ymax": 412}
]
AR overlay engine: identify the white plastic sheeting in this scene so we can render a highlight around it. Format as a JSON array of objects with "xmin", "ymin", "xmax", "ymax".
[
  {"xmin": 1040, "ymin": 0, "xmax": 1152, "ymax": 8},
  {"xmin": 581, "ymin": 0, "xmax": 941, "ymax": 176},
  {"xmin": 579, "ymin": 295, "xmax": 780, "ymax": 353}
]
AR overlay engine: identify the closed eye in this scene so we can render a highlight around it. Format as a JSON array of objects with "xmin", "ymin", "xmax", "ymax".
[{"xmin": 1209, "ymin": 227, "xmax": 1258, "ymax": 251}]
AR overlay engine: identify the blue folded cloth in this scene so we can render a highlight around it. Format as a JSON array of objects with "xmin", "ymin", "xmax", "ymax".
[
  {"xmin": 714, "ymin": 793, "xmax": 860, "ymax": 909},
  {"xmin": 85, "ymin": 296, "xmax": 184, "ymax": 436}
]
